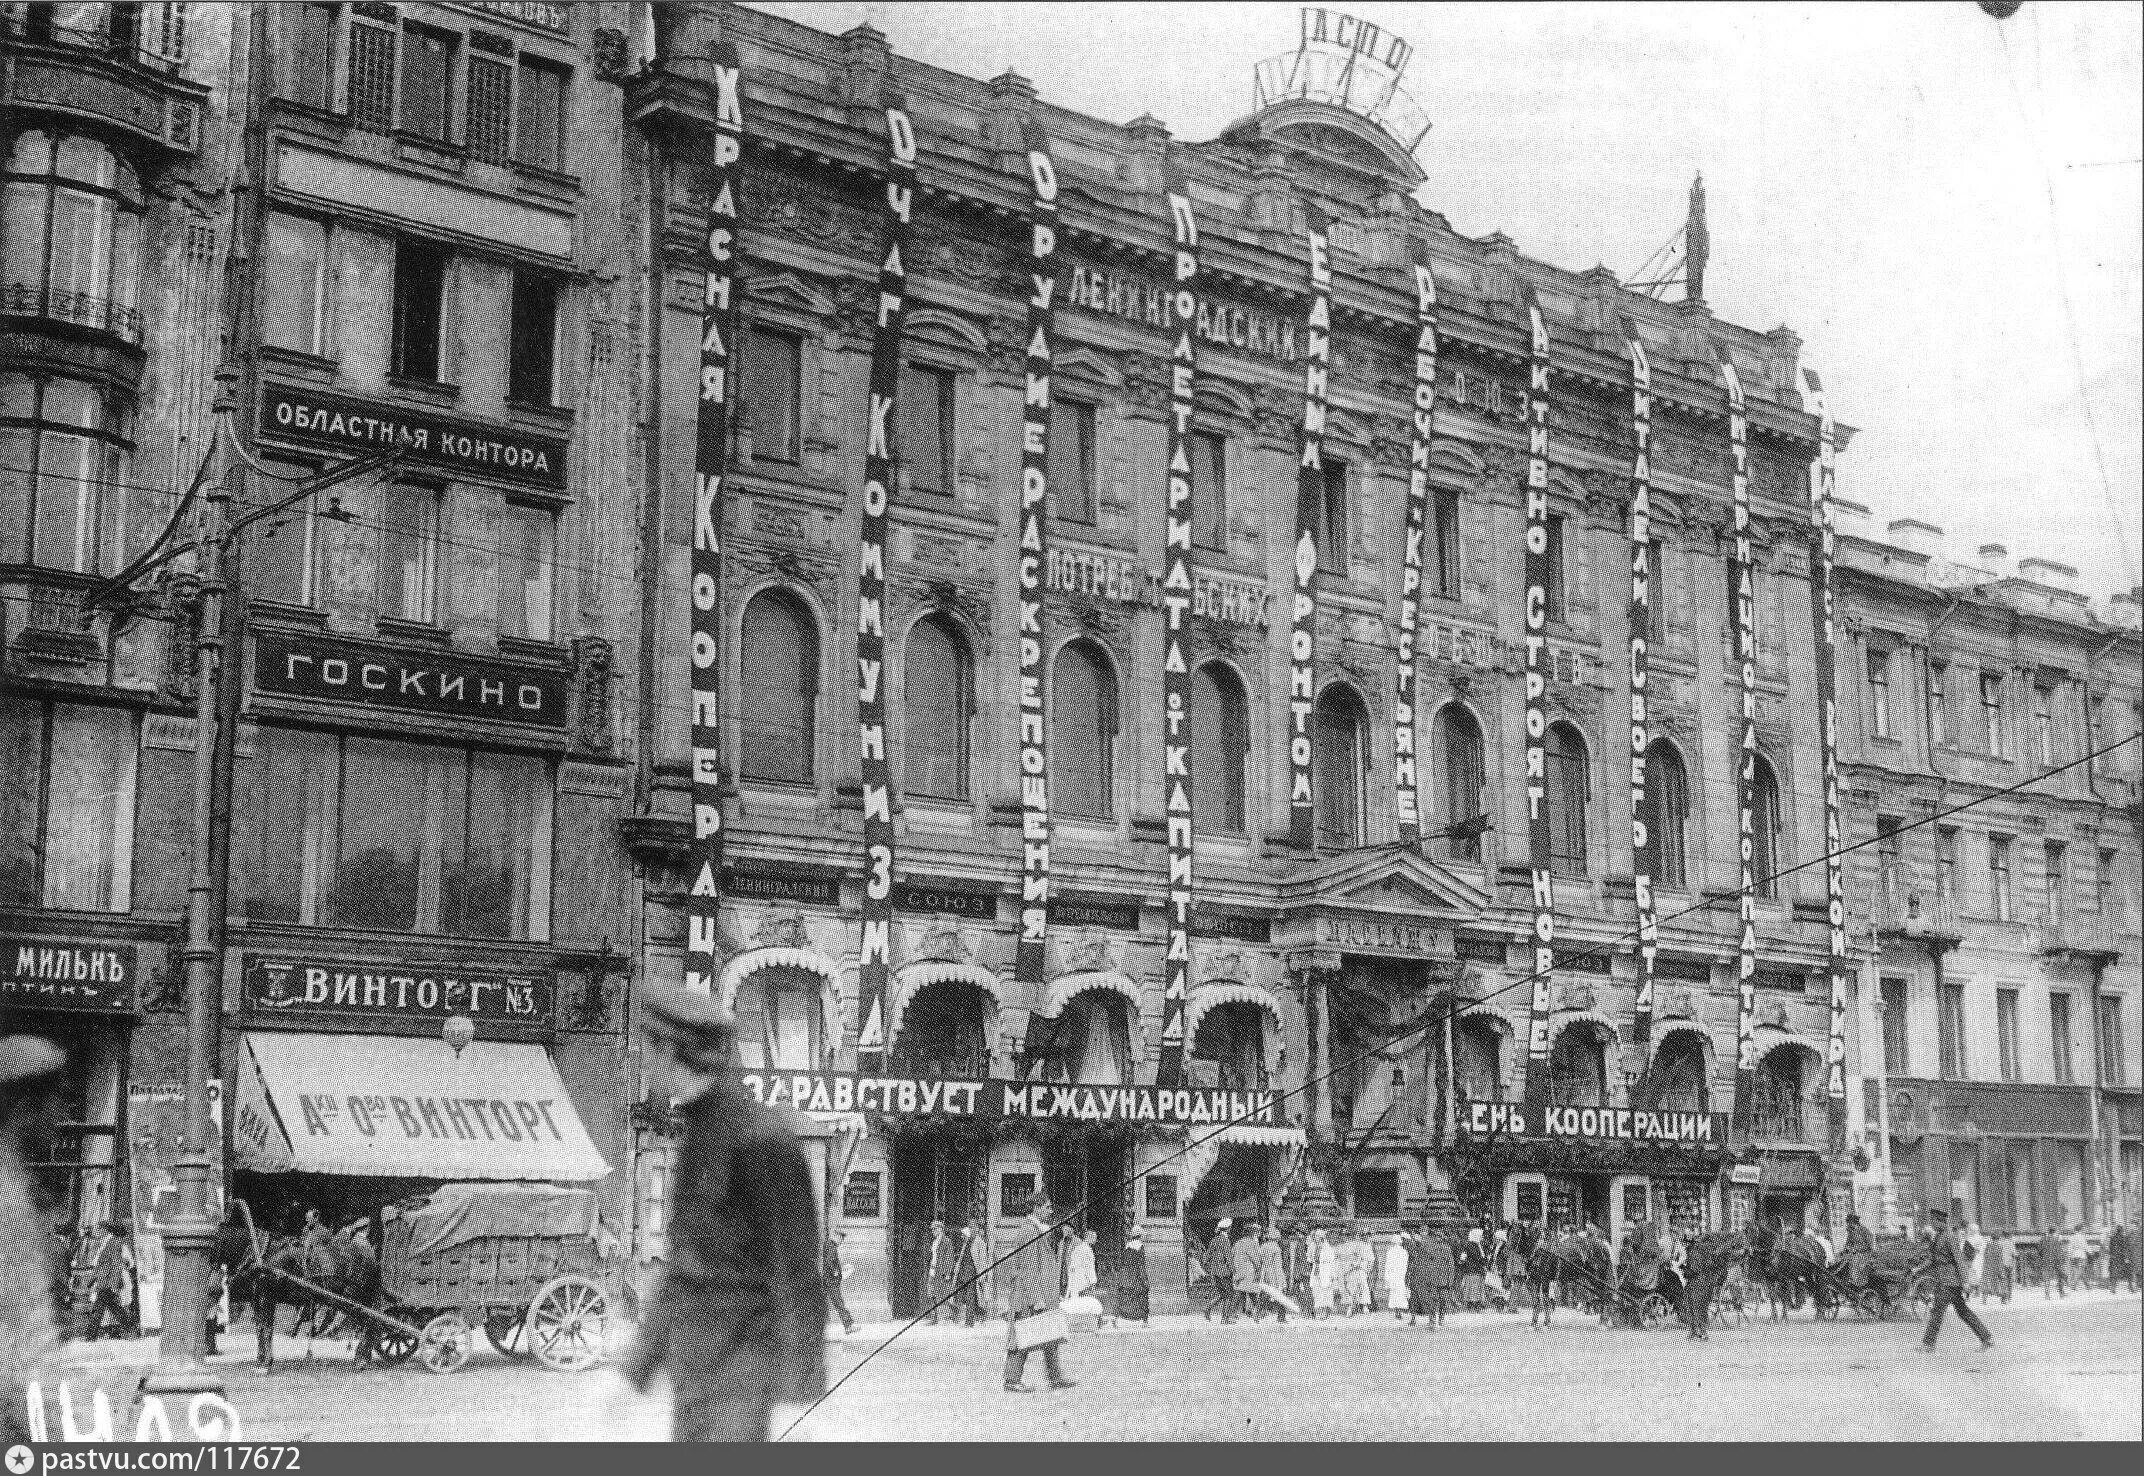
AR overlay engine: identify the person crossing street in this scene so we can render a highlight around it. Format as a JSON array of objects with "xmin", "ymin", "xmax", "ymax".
[
  {"xmin": 1001, "ymin": 1196, "xmax": 1076, "ymax": 1394},
  {"xmin": 1921, "ymin": 1209, "xmax": 1994, "ymax": 1354}
]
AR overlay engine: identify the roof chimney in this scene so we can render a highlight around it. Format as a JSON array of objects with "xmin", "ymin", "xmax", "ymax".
[
  {"xmin": 1977, "ymin": 542, "xmax": 2012, "ymax": 580},
  {"xmin": 1885, "ymin": 519, "xmax": 1944, "ymax": 560},
  {"xmin": 2017, "ymin": 557, "xmax": 2079, "ymax": 593}
]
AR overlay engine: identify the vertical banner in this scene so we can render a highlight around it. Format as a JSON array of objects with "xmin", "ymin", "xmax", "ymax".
[
  {"xmin": 1622, "ymin": 318, "xmax": 1659, "ymax": 1068},
  {"xmin": 1013, "ymin": 129, "xmax": 1059, "ymax": 995},
  {"xmin": 1518, "ymin": 289, "xmax": 1556, "ymax": 1111},
  {"xmin": 1805, "ymin": 368, "xmax": 1850, "ymax": 1138},
  {"xmin": 684, "ymin": 42, "xmax": 744, "ymax": 1001},
  {"xmin": 1393, "ymin": 260, "xmax": 1436, "ymax": 847},
  {"xmin": 855, "ymin": 104, "xmax": 918, "ymax": 1066},
  {"xmin": 1157, "ymin": 177, "xmax": 1201, "ymax": 1085},
  {"xmin": 1719, "ymin": 345, "xmax": 1759, "ymax": 1132},
  {"xmin": 1285, "ymin": 212, "xmax": 1331, "ymax": 852}
]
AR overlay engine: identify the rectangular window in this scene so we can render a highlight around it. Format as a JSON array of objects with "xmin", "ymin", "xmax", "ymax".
[
  {"xmin": 1989, "ymin": 834, "xmax": 2013, "ymax": 922},
  {"xmin": 348, "ymin": 19, "xmax": 398, "ymax": 131},
  {"xmin": 1880, "ymin": 976, "xmax": 1909, "ymax": 1076},
  {"xmin": 238, "ymin": 728, "xmax": 551, "ymax": 940},
  {"xmin": 1980, "ymin": 672, "xmax": 2006, "ymax": 757},
  {"xmin": 0, "ymin": 701, "xmax": 136, "ymax": 913},
  {"xmin": 2045, "ymin": 840, "xmax": 2067, "ymax": 925},
  {"xmin": 507, "ymin": 269, "xmax": 559, "ymax": 406},
  {"xmin": 1315, "ymin": 457, "xmax": 1350, "ymax": 575},
  {"xmin": 1938, "ymin": 982, "xmax": 1967, "ymax": 1079},
  {"xmin": 515, "ymin": 58, "xmax": 568, "ymax": 171},
  {"xmin": 247, "ymin": 458, "xmax": 320, "ymax": 607},
  {"xmin": 264, "ymin": 213, "xmax": 327, "ymax": 356},
  {"xmin": 400, "ymin": 25, "xmax": 456, "ymax": 141},
  {"xmin": 390, "ymin": 237, "xmax": 448, "ymax": 382},
  {"xmin": 896, "ymin": 364, "xmax": 954, "ymax": 495},
  {"xmin": 1544, "ymin": 513, "xmax": 1567, "ymax": 622},
  {"xmin": 742, "ymin": 326, "xmax": 802, "ymax": 464},
  {"xmin": 1929, "ymin": 660, "xmax": 1950, "ymax": 747},
  {"xmin": 2033, "ymin": 683, "xmax": 2058, "ymax": 766},
  {"xmin": 465, "ymin": 54, "xmax": 513, "ymax": 164},
  {"xmin": 2050, "ymin": 993, "xmax": 2075, "ymax": 1085},
  {"xmin": 1877, "ymin": 814, "xmax": 1903, "ymax": 913},
  {"xmin": 498, "ymin": 502, "xmax": 554, "ymax": 643},
  {"xmin": 1048, "ymin": 399, "xmax": 1096, "ymax": 525},
  {"xmin": 1189, "ymin": 430, "xmax": 1226, "ymax": 550},
  {"xmin": 1997, "ymin": 989, "xmax": 2021, "ymax": 1082},
  {"xmin": 2099, "ymin": 848, "xmax": 2119, "ymax": 922},
  {"xmin": 1866, "ymin": 648, "xmax": 1892, "ymax": 740},
  {"xmin": 1433, "ymin": 488, "xmax": 1463, "ymax": 599},
  {"xmin": 378, "ymin": 483, "xmax": 440, "ymax": 623},
  {"xmin": 2100, "ymin": 996, "xmax": 2129, "ymax": 1087},
  {"xmin": 279, "ymin": 3, "xmax": 338, "ymax": 110},
  {"xmin": 1936, "ymin": 826, "xmax": 1959, "ymax": 909}
]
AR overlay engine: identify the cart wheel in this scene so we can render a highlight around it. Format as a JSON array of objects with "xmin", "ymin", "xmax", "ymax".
[
  {"xmin": 371, "ymin": 1309, "xmax": 420, "ymax": 1367},
  {"xmin": 1712, "ymin": 1294, "xmax": 1748, "ymax": 1330},
  {"xmin": 418, "ymin": 1312, "xmax": 472, "ymax": 1374},
  {"xmin": 1637, "ymin": 1293, "xmax": 1671, "ymax": 1329},
  {"xmin": 526, "ymin": 1274, "xmax": 610, "ymax": 1371},
  {"xmin": 484, "ymin": 1311, "xmax": 525, "ymax": 1357}
]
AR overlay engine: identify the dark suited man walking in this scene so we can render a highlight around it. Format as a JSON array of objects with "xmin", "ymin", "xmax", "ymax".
[
  {"xmin": 621, "ymin": 986, "xmax": 828, "ymax": 1441},
  {"xmin": 1921, "ymin": 1209, "xmax": 1994, "ymax": 1354},
  {"xmin": 1000, "ymin": 1195, "xmax": 1077, "ymax": 1394}
]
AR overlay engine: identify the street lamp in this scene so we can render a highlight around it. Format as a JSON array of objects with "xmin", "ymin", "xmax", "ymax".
[{"xmin": 443, "ymin": 1015, "xmax": 476, "ymax": 1058}]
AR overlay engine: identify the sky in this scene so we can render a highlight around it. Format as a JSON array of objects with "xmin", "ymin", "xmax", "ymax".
[{"xmin": 756, "ymin": 1, "xmax": 2143, "ymax": 601}]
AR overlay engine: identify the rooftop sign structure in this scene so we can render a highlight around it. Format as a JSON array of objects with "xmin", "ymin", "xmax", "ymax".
[{"xmin": 1251, "ymin": 7, "xmax": 1433, "ymax": 158}]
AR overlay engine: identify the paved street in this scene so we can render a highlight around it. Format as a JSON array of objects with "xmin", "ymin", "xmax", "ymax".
[{"xmin": 45, "ymin": 1289, "xmax": 2140, "ymax": 1442}]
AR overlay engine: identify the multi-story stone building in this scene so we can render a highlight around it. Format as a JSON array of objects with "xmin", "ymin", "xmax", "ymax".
[
  {"xmin": 1835, "ymin": 511, "xmax": 2142, "ymax": 1239},
  {"xmin": 622, "ymin": 3, "xmax": 1845, "ymax": 1319}
]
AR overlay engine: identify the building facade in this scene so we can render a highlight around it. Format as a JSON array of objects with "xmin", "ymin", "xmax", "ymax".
[{"xmin": 1834, "ymin": 512, "xmax": 2142, "ymax": 1240}]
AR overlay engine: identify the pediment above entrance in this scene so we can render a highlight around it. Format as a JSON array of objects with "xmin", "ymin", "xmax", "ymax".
[{"xmin": 1273, "ymin": 847, "xmax": 1491, "ymax": 918}]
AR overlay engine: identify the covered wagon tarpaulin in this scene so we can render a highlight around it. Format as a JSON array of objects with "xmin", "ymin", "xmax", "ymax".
[
  {"xmin": 388, "ymin": 1182, "xmax": 611, "ymax": 1256},
  {"xmin": 234, "ymin": 1032, "xmax": 610, "ymax": 1180}
]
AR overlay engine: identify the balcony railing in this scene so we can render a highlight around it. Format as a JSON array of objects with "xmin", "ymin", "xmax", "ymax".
[
  {"xmin": 1, "ymin": 282, "xmax": 143, "ymax": 344},
  {"xmin": 0, "ymin": 15, "xmax": 187, "ymax": 77},
  {"xmin": 1872, "ymin": 888, "xmax": 1963, "ymax": 944},
  {"xmin": 2031, "ymin": 910, "xmax": 2124, "ymax": 961}
]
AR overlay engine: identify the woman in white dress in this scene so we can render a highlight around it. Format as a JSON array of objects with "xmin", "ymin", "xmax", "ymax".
[
  {"xmin": 1382, "ymin": 1232, "xmax": 1411, "ymax": 1321},
  {"xmin": 1309, "ymin": 1228, "xmax": 1336, "ymax": 1319},
  {"xmin": 1062, "ymin": 1227, "xmax": 1106, "ymax": 1321}
]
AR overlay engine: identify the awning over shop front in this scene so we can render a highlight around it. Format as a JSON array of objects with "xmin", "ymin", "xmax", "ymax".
[
  {"xmin": 1216, "ymin": 1124, "xmax": 1307, "ymax": 1148},
  {"xmin": 235, "ymin": 1032, "xmax": 609, "ymax": 1181}
]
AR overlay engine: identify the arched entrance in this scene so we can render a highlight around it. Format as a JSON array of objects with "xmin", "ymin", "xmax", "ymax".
[
  {"xmin": 884, "ymin": 975, "xmax": 995, "ymax": 1318},
  {"xmin": 1183, "ymin": 990, "xmax": 1285, "ymax": 1245}
]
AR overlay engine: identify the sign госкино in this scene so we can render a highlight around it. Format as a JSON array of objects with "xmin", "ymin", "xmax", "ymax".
[{"xmin": 254, "ymin": 631, "xmax": 570, "ymax": 728}]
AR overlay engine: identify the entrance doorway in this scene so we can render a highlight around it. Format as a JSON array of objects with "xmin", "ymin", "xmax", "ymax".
[
  {"xmin": 1761, "ymin": 1191, "xmax": 1813, "ymax": 1234},
  {"xmin": 1185, "ymin": 1143, "xmax": 1276, "ymax": 1244},
  {"xmin": 887, "ymin": 1132, "xmax": 984, "ymax": 1319},
  {"xmin": 1041, "ymin": 1131, "xmax": 1131, "ymax": 1254}
]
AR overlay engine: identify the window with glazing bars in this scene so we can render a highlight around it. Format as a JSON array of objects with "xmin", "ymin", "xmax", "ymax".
[
  {"xmin": 466, "ymin": 55, "xmax": 513, "ymax": 164},
  {"xmin": 348, "ymin": 21, "xmax": 398, "ymax": 132}
]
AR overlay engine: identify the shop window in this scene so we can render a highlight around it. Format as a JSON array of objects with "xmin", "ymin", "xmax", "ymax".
[
  {"xmin": 0, "ymin": 700, "xmax": 136, "ymax": 913},
  {"xmin": 1641, "ymin": 739, "xmax": 1690, "ymax": 888},
  {"xmin": 264, "ymin": 212, "xmax": 328, "ymax": 356},
  {"xmin": 1750, "ymin": 754, "xmax": 1782, "ymax": 899},
  {"xmin": 1548, "ymin": 1024, "xmax": 1607, "ymax": 1109},
  {"xmin": 2, "ymin": 129, "xmax": 143, "ymax": 339},
  {"xmin": 278, "ymin": 3, "xmax": 339, "ymax": 110},
  {"xmin": 1432, "ymin": 487, "xmax": 1462, "ymax": 598},
  {"xmin": 1143, "ymin": 1173, "xmax": 1177, "ymax": 1221},
  {"xmin": 1312, "ymin": 684, "xmax": 1369, "ymax": 849},
  {"xmin": 0, "ymin": 373, "xmax": 135, "ymax": 572},
  {"xmin": 1545, "ymin": 722, "xmax": 1590, "ymax": 877},
  {"xmin": 738, "ymin": 590, "xmax": 819, "ymax": 784},
  {"xmin": 741, "ymin": 326, "xmax": 802, "ymax": 464},
  {"xmin": 999, "ymin": 1172, "xmax": 1036, "ymax": 1217},
  {"xmin": 896, "ymin": 363, "xmax": 955, "ymax": 496},
  {"xmin": 1052, "ymin": 641, "xmax": 1117, "ymax": 819},
  {"xmin": 1434, "ymin": 704, "xmax": 1485, "ymax": 862},
  {"xmin": 400, "ymin": 25, "xmax": 458, "ymax": 141},
  {"xmin": 378, "ymin": 483, "xmax": 440, "ymax": 623},
  {"xmin": 843, "ymin": 1171, "xmax": 883, "ymax": 1220},
  {"xmin": 498, "ymin": 502, "xmax": 555, "ymax": 642},
  {"xmin": 516, "ymin": 57, "xmax": 569, "ymax": 171},
  {"xmin": 1192, "ymin": 662, "xmax": 1249, "ymax": 834},
  {"xmin": 734, "ymin": 967, "xmax": 825, "ymax": 1072},
  {"xmin": 1351, "ymin": 1169, "xmax": 1399, "ymax": 1220},
  {"xmin": 1514, "ymin": 1180, "xmax": 1544, "ymax": 1226},
  {"xmin": 1190, "ymin": 429, "xmax": 1226, "ymax": 550},
  {"xmin": 507, "ymin": 270, "xmax": 560, "ymax": 406},
  {"xmin": 390, "ymin": 237, "xmax": 449, "ymax": 382},
  {"xmin": 236, "ymin": 727, "xmax": 553, "ymax": 940},
  {"xmin": 1049, "ymin": 399, "xmax": 1096, "ymax": 525},
  {"xmin": 901, "ymin": 615, "xmax": 973, "ymax": 800}
]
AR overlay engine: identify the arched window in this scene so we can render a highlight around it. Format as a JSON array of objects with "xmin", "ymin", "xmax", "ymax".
[
  {"xmin": 1433, "ymin": 704, "xmax": 1486, "ymax": 862},
  {"xmin": 1650, "ymin": 1031, "xmax": 1709, "ymax": 1113},
  {"xmin": 1546, "ymin": 723, "xmax": 1591, "ymax": 876},
  {"xmin": 1455, "ymin": 1016, "xmax": 1504, "ymax": 1101},
  {"xmin": 1753, "ymin": 1045, "xmax": 1808, "ymax": 1140},
  {"xmin": 1191, "ymin": 1001, "xmax": 1270, "ymax": 1092},
  {"xmin": 1313, "ymin": 684, "xmax": 1370, "ymax": 849},
  {"xmin": 1193, "ymin": 663, "xmax": 1249, "ymax": 834},
  {"xmin": 1751, "ymin": 755, "xmax": 1783, "ymax": 899},
  {"xmin": 1052, "ymin": 642, "xmax": 1118, "ymax": 819},
  {"xmin": 903, "ymin": 615, "xmax": 973, "ymax": 799},
  {"xmin": 1549, "ymin": 1022, "xmax": 1609, "ymax": 1108},
  {"xmin": 738, "ymin": 590, "xmax": 818, "ymax": 783},
  {"xmin": 733, "ymin": 966, "xmax": 825, "ymax": 1071},
  {"xmin": 1641, "ymin": 740, "xmax": 1690, "ymax": 889},
  {"xmin": 890, "ymin": 978, "xmax": 992, "ymax": 1078}
]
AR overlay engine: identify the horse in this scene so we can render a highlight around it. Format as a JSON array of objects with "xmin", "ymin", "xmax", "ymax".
[
  {"xmin": 1678, "ymin": 1229, "xmax": 1753, "ymax": 1340},
  {"xmin": 1762, "ymin": 1230, "xmax": 1835, "ymax": 1321},
  {"xmin": 1526, "ymin": 1230, "xmax": 1614, "ymax": 1328},
  {"xmin": 216, "ymin": 1215, "xmax": 388, "ymax": 1371}
]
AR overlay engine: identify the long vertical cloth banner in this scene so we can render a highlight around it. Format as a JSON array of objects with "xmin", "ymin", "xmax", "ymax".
[
  {"xmin": 1621, "ymin": 317, "xmax": 1660, "ymax": 1070},
  {"xmin": 1285, "ymin": 211, "xmax": 1330, "ymax": 853},
  {"xmin": 1392, "ymin": 259, "xmax": 1436, "ymax": 847},
  {"xmin": 684, "ymin": 42, "xmax": 745, "ymax": 1000},
  {"xmin": 1013, "ymin": 129, "xmax": 1059, "ymax": 995},
  {"xmin": 1804, "ymin": 368, "xmax": 1850, "ymax": 1140},
  {"xmin": 1518, "ymin": 288, "xmax": 1556, "ymax": 1112},
  {"xmin": 1719, "ymin": 344, "xmax": 1759, "ymax": 1133},
  {"xmin": 1157, "ymin": 175, "xmax": 1201, "ymax": 1085},
  {"xmin": 855, "ymin": 104, "xmax": 917, "ymax": 1066}
]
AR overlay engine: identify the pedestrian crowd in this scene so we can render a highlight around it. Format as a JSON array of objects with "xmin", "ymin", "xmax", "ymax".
[{"xmin": 1195, "ymin": 1217, "xmax": 1522, "ymax": 1326}]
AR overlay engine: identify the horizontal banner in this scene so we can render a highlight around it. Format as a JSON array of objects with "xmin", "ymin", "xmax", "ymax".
[
  {"xmin": 1457, "ymin": 1100, "xmax": 1726, "ymax": 1145},
  {"xmin": 260, "ymin": 384, "xmax": 568, "ymax": 489},
  {"xmin": 254, "ymin": 630, "xmax": 570, "ymax": 728},
  {"xmin": 737, "ymin": 1069, "xmax": 1283, "ymax": 1128},
  {"xmin": 244, "ymin": 954, "xmax": 555, "ymax": 1028},
  {"xmin": 1, "ymin": 937, "xmax": 137, "ymax": 1013}
]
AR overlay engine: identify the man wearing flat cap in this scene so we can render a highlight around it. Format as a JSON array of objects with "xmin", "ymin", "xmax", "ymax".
[
  {"xmin": 1920, "ymin": 1208, "xmax": 1994, "ymax": 1354},
  {"xmin": 621, "ymin": 987, "xmax": 828, "ymax": 1441}
]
